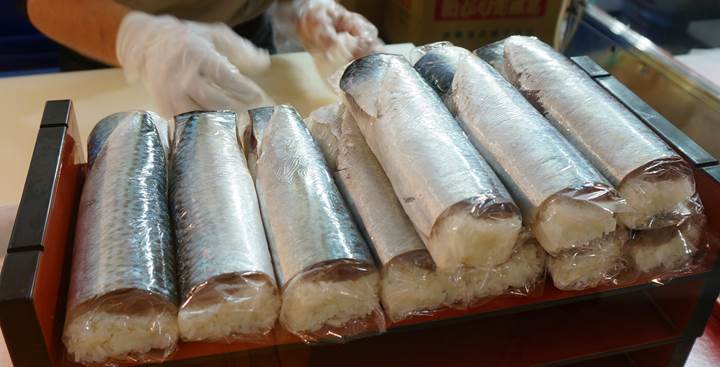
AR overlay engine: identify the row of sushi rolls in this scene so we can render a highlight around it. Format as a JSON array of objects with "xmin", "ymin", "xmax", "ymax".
[{"xmin": 63, "ymin": 36, "xmax": 708, "ymax": 365}]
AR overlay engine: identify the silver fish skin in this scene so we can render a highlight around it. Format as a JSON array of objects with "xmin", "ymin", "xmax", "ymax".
[
  {"xmin": 339, "ymin": 53, "xmax": 518, "ymax": 243},
  {"xmin": 68, "ymin": 111, "xmax": 177, "ymax": 311},
  {"xmin": 408, "ymin": 41, "xmax": 457, "ymax": 101},
  {"xmin": 473, "ymin": 39, "xmax": 506, "ymax": 74},
  {"xmin": 171, "ymin": 111, "xmax": 276, "ymax": 301},
  {"xmin": 413, "ymin": 44, "xmax": 619, "ymax": 224},
  {"xmin": 308, "ymin": 103, "xmax": 428, "ymax": 267},
  {"xmin": 249, "ymin": 105, "xmax": 375, "ymax": 286},
  {"xmin": 501, "ymin": 36, "xmax": 687, "ymax": 186},
  {"xmin": 87, "ymin": 111, "xmax": 170, "ymax": 169}
]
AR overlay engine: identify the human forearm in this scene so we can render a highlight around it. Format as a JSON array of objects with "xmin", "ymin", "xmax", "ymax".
[{"xmin": 27, "ymin": 0, "xmax": 130, "ymax": 66}]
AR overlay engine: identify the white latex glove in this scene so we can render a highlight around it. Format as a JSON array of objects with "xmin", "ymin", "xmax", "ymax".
[
  {"xmin": 116, "ymin": 11, "xmax": 273, "ymax": 118},
  {"xmin": 295, "ymin": 0, "xmax": 383, "ymax": 78}
]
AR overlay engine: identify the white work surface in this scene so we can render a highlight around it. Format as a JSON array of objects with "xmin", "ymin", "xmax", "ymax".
[{"xmin": 0, "ymin": 43, "xmax": 412, "ymax": 366}]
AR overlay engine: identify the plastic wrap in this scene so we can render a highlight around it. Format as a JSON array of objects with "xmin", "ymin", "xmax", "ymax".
[
  {"xmin": 412, "ymin": 43, "xmax": 626, "ymax": 262},
  {"xmin": 237, "ymin": 106, "xmax": 273, "ymax": 179},
  {"xmin": 473, "ymin": 39, "xmax": 506, "ymax": 73},
  {"xmin": 307, "ymin": 103, "xmax": 465, "ymax": 322},
  {"xmin": 295, "ymin": 0, "xmax": 383, "ymax": 81},
  {"xmin": 380, "ymin": 252, "xmax": 464, "ymax": 321},
  {"xmin": 248, "ymin": 105, "xmax": 384, "ymax": 343},
  {"xmin": 64, "ymin": 111, "xmax": 177, "ymax": 365},
  {"xmin": 500, "ymin": 36, "xmax": 697, "ymax": 230},
  {"xmin": 407, "ymin": 42, "xmax": 457, "ymax": 100},
  {"xmin": 268, "ymin": 1, "xmax": 305, "ymax": 53},
  {"xmin": 628, "ymin": 212, "xmax": 708, "ymax": 279},
  {"xmin": 305, "ymin": 103, "xmax": 344, "ymax": 171},
  {"xmin": 339, "ymin": 53, "xmax": 522, "ymax": 271},
  {"xmin": 547, "ymin": 229, "xmax": 629, "ymax": 290},
  {"xmin": 171, "ymin": 111, "xmax": 279, "ymax": 343},
  {"xmin": 464, "ymin": 231, "xmax": 547, "ymax": 302}
]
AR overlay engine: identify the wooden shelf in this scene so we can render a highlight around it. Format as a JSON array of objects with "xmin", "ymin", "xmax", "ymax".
[{"xmin": 275, "ymin": 290, "xmax": 681, "ymax": 367}]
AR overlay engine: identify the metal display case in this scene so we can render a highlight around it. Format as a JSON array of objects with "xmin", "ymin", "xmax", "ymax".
[
  {"xmin": 0, "ymin": 58, "xmax": 718, "ymax": 367},
  {"xmin": 565, "ymin": 5, "xmax": 720, "ymax": 161}
]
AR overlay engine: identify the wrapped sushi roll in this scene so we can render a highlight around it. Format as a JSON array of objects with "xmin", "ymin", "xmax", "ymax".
[
  {"xmin": 629, "ymin": 214, "xmax": 707, "ymax": 275},
  {"xmin": 340, "ymin": 53, "xmax": 522, "ymax": 271},
  {"xmin": 307, "ymin": 103, "xmax": 465, "ymax": 322},
  {"xmin": 412, "ymin": 43, "xmax": 627, "ymax": 291},
  {"xmin": 249, "ymin": 105, "xmax": 384, "ymax": 342},
  {"xmin": 464, "ymin": 231, "xmax": 547, "ymax": 301},
  {"xmin": 547, "ymin": 229, "xmax": 629, "ymax": 290},
  {"xmin": 171, "ymin": 111, "xmax": 280, "ymax": 342},
  {"xmin": 500, "ymin": 36, "xmax": 698, "ymax": 230},
  {"xmin": 412, "ymin": 42, "xmax": 626, "ymax": 257},
  {"xmin": 64, "ymin": 112, "xmax": 178, "ymax": 365}
]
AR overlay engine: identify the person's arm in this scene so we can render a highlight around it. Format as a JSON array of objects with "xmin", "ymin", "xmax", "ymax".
[
  {"xmin": 27, "ymin": 0, "xmax": 129, "ymax": 65},
  {"xmin": 27, "ymin": 0, "xmax": 273, "ymax": 118}
]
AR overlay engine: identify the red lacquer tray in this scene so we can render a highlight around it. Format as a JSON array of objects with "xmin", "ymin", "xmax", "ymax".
[{"xmin": 2, "ymin": 57, "xmax": 719, "ymax": 367}]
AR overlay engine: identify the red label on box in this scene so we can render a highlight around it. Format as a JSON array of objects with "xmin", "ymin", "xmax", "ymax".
[{"xmin": 435, "ymin": 0, "xmax": 547, "ymax": 20}]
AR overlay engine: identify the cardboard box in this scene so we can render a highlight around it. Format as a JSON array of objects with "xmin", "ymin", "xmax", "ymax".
[{"xmin": 383, "ymin": 0, "xmax": 566, "ymax": 50}]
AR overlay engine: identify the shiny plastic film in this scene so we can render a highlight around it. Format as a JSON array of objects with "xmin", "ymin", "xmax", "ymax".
[
  {"xmin": 63, "ymin": 111, "xmax": 178, "ymax": 365},
  {"xmin": 171, "ymin": 111, "xmax": 279, "ymax": 343},
  {"xmin": 295, "ymin": 0, "xmax": 384, "ymax": 81},
  {"xmin": 628, "ymin": 211, "xmax": 708, "ymax": 281},
  {"xmin": 547, "ymin": 229, "xmax": 629, "ymax": 290},
  {"xmin": 239, "ymin": 106, "xmax": 274, "ymax": 178},
  {"xmin": 340, "ymin": 53, "xmax": 522, "ymax": 271},
  {"xmin": 412, "ymin": 43, "xmax": 627, "ymax": 291},
  {"xmin": 381, "ymin": 252, "xmax": 464, "ymax": 321},
  {"xmin": 618, "ymin": 159, "xmax": 698, "ymax": 229},
  {"xmin": 407, "ymin": 41, "xmax": 457, "ymax": 100},
  {"xmin": 473, "ymin": 39, "xmax": 506, "ymax": 73},
  {"xmin": 249, "ymin": 105, "xmax": 384, "ymax": 343},
  {"xmin": 463, "ymin": 231, "xmax": 547, "ymax": 302},
  {"xmin": 307, "ymin": 103, "xmax": 465, "ymax": 322},
  {"xmin": 500, "ymin": 36, "xmax": 697, "ymax": 230},
  {"xmin": 305, "ymin": 103, "xmax": 344, "ymax": 171},
  {"xmin": 413, "ymin": 43, "xmax": 626, "ymax": 257}
]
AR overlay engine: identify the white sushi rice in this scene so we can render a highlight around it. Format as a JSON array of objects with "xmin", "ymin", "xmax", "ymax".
[
  {"xmin": 280, "ymin": 271, "xmax": 382, "ymax": 338},
  {"xmin": 380, "ymin": 256, "xmax": 464, "ymax": 322},
  {"xmin": 178, "ymin": 275, "xmax": 280, "ymax": 342},
  {"xmin": 429, "ymin": 212, "xmax": 522, "ymax": 270},
  {"xmin": 547, "ymin": 231, "xmax": 627, "ymax": 290},
  {"xmin": 629, "ymin": 217, "xmax": 704, "ymax": 273},
  {"xmin": 630, "ymin": 234, "xmax": 696, "ymax": 273},
  {"xmin": 465, "ymin": 241, "xmax": 547, "ymax": 301},
  {"xmin": 618, "ymin": 174, "xmax": 695, "ymax": 229},
  {"xmin": 64, "ymin": 299, "xmax": 178, "ymax": 365},
  {"xmin": 535, "ymin": 197, "xmax": 617, "ymax": 255}
]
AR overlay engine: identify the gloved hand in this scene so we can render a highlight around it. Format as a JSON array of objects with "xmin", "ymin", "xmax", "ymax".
[
  {"xmin": 116, "ymin": 11, "xmax": 273, "ymax": 118},
  {"xmin": 294, "ymin": 0, "xmax": 383, "ymax": 78}
]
